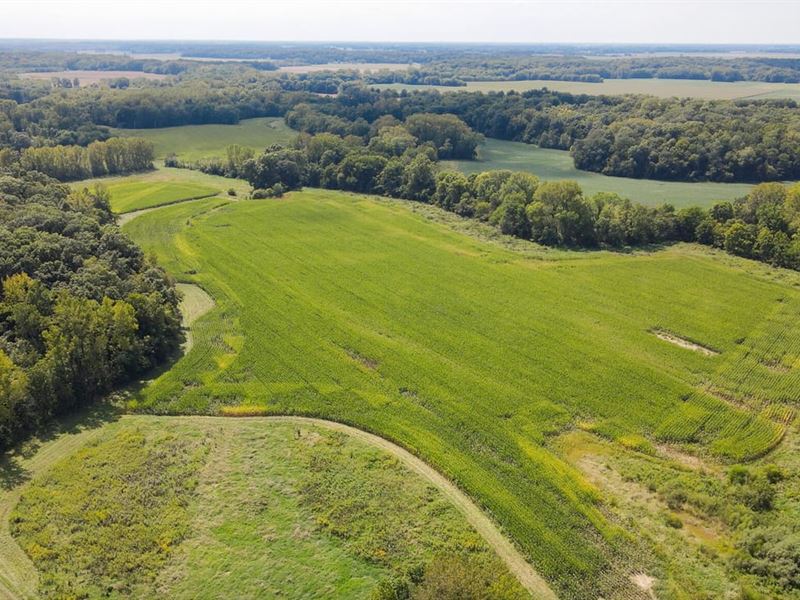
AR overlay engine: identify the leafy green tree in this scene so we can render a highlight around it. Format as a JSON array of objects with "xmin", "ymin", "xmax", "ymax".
[
  {"xmin": 401, "ymin": 154, "xmax": 437, "ymax": 202},
  {"xmin": 527, "ymin": 180, "xmax": 595, "ymax": 246},
  {"xmin": 724, "ymin": 220, "xmax": 757, "ymax": 258},
  {"xmin": 433, "ymin": 171, "xmax": 471, "ymax": 212},
  {"xmin": 403, "ymin": 113, "xmax": 482, "ymax": 160},
  {"xmin": 491, "ymin": 193, "xmax": 531, "ymax": 239}
]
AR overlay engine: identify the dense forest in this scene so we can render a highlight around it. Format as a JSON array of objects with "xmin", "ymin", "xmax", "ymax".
[
  {"xmin": 3, "ymin": 58, "xmax": 800, "ymax": 183},
  {"xmin": 365, "ymin": 55, "xmax": 800, "ymax": 86},
  {"xmin": 0, "ymin": 171, "xmax": 182, "ymax": 448},
  {"xmin": 283, "ymin": 86, "xmax": 800, "ymax": 183}
]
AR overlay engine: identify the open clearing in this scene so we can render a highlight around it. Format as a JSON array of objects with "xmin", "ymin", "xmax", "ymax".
[
  {"xmin": 113, "ymin": 117, "xmax": 296, "ymax": 161},
  {"xmin": 444, "ymin": 138, "xmax": 756, "ymax": 207},
  {"xmin": 378, "ymin": 78, "xmax": 800, "ymax": 100},
  {"xmin": 2, "ymin": 414, "xmax": 533, "ymax": 600},
  {"xmin": 120, "ymin": 188, "xmax": 800, "ymax": 598},
  {"xmin": 19, "ymin": 70, "xmax": 168, "ymax": 86}
]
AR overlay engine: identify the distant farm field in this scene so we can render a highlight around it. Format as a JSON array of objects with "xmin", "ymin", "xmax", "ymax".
[
  {"xmin": 19, "ymin": 70, "xmax": 169, "ymax": 86},
  {"xmin": 103, "ymin": 180, "xmax": 218, "ymax": 213},
  {"xmin": 378, "ymin": 78, "xmax": 800, "ymax": 100},
  {"xmin": 278, "ymin": 62, "xmax": 414, "ymax": 73},
  {"xmin": 71, "ymin": 167, "xmax": 252, "ymax": 213},
  {"xmin": 114, "ymin": 117, "xmax": 296, "ymax": 161},
  {"xmin": 123, "ymin": 189, "xmax": 800, "ymax": 598},
  {"xmin": 444, "ymin": 138, "xmax": 755, "ymax": 207}
]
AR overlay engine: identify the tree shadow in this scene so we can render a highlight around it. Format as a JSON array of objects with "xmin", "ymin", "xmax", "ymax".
[{"xmin": 0, "ymin": 403, "xmax": 122, "ymax": 492}]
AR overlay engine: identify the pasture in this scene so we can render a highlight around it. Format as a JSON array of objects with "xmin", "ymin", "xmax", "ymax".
[
  {"xmin": 444, "ymin": 138, "xmax": 755, "ymax": 207},
  {"xmin": 378, "ymin": 78, "xmax": 800, "ymax": 100},
  {"xmin": 4, "ymin": 415, "xmax": 523, "ymax": 599},
  {"xmin": 123, "ymin": 189, "xmax": 800, "ymax": 598},
  {"xmin": 113, "ymin": 117, "xmax": 296, "ymax": 161}
]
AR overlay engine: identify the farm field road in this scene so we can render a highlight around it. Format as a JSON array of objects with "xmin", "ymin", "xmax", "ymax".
[
  {"xmin": 211, "ymin": 415, "xmax": 558, "ymax": 600},
  {"xmin": 0, "ymin": 413, "xmax": 556, "ymax": 600}
]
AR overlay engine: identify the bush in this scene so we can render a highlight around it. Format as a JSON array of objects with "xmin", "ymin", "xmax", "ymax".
[{"xmin": 664, "ymin": 513, "xmax": 683, "ymax": 529}]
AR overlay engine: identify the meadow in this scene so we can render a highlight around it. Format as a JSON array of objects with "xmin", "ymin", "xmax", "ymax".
[
  {"xmin": 378, "ymin": 78, "xmax": 800, "ymax": 100},
  {"xmin": 5, "ymin": 415, "xmax": 523, "ymax": 599},
  {"xmin": 121, "ymin": 189, "xmax": 800, "ymax": 598},
  {"xmin": 113, "ymin": 117, "xmax": 296, "ymax": 161},
  {"xmin": 443, "ymin": 138, "xmax": 755, "ymax": 207}
]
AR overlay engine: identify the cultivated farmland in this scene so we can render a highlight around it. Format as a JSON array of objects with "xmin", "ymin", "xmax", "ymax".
[
  {"xmin": 443, "ymin": 138, "xmax": 756, "ymax": 207},
  {"xmin": 377, "ymin": 78, "xmax": 800, "ymax": 100},
  {"xmin": 121, "ymin": 189, "xmax": 800, "ymax": 598},
  {"xmin": 70, "ymin": 167, "xmax": 253, "ymax": 214},
  {"xmin": 114, "ymin": 117, "xmax": 296, "ymax": 161}
]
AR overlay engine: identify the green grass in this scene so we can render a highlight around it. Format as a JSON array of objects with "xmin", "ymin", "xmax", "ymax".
[
  {"xmin": 378, "ymin": 79, "xmax": 800, "ymax": 101},
  {"xmin": 71, "ymin": 166, "xmax": 255, "ymax": 214},
  {"xmin": 8, "ymin": 416, "xmax": 522, "ymax": 599},
  {"xmin": 443, "ymin": 138, "xmax": 756, "ymax": 207},
  {"xmin": 113, "ymin": 117, "xmax": 297, "ymax": 161},
  {"xmin": 123, "ymin": 188, "xmax": 800, "ymax": 598},
  {"xmin": 104, "ymin": 180, "xmax": 219, "ymax": 213}
]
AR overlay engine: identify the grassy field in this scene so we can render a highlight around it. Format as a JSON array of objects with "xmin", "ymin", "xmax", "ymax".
[
  {"xmin": 5, "ymin": 415, "xmax": 524, "ymax": 599},
  {"xmin": 444, "ymin": 138, "xmax": 756, "ymax": 207},
  {"xmin": 378, "ymin": 78, "xmax": 800, "ymax": 100},
  {"xmin": 71, "ymin": 167, "xmax": 251, "ymax": 214},
  {"xmin": 114, "ymin": 117, "xmax": 297, "ymax": 161},
  {"xmin": 122, "ymin": 188, "xmax": 800, "ymax": 598}
]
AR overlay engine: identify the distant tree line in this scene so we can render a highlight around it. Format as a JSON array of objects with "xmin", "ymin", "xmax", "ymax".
[
  {"xmin": 281, "ymin": 86, "xmax": 800, "ymax": 183},
  {"xmin": 365, "ymin": 55, "xmax": 800, "ymax": 86},
  {"xmin": 0, "ymin": 171, "xmax": 183, "ymax": 449},
  {"xmin": 3, "ymin": 73, "xmax": 800, "ymax": 184}
]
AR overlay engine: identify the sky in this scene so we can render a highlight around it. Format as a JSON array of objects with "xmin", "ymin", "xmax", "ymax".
[{"xmin": 1, "ymin": 0, "xmax": 798, "ymax": 45}]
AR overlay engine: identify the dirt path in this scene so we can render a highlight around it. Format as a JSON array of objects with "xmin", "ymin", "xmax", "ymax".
[
  {"xmin": 247, "ymin": 415, "xmax": 558, "ymax": 600},
  {"xmin": 176, "ymin": 283, "xmax": 215, "ymax": 353}
]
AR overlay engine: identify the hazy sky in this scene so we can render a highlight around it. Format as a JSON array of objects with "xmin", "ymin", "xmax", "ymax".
[{"xmin": 1, "ymin": 0, "xmax": 798, "ymax": 44}]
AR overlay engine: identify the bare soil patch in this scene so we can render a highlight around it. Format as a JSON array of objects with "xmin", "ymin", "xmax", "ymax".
[{"xmin": 652, "ymin": 329, "xmax": 719, "ymax": 356}]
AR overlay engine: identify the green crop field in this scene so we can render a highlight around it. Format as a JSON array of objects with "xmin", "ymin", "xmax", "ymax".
[
  {"xmin": 444, "ymin": 138, "xmax": 756, "ymax": 207},
  {"xmin": 378, "ymin": 78, "xmax": 800, "ymax": 100},
  {"xmin": 5, "ymin": 415, "xmax": 522, "ymax": 599},
  {"xmin": 114, "ymin": 117, "xmax": 297, "ymax": 161},
  {"xmin": 71, "ymin": 167, "xmax": 254, "ymax": 214},
  {"xmin": 101, "ymin": 180, "xmax": 218, "ymax": 213},
  {"xmin": 121, "ymin": 189, "xmax": 800, "ymax": 598}
]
